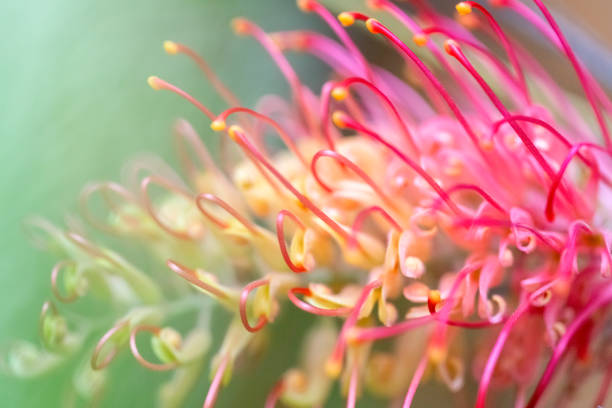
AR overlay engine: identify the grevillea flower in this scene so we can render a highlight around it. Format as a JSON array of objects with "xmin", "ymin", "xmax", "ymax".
[{"xmin": 6, "ymin": 0, "xmax": 612, "ymax": 407}]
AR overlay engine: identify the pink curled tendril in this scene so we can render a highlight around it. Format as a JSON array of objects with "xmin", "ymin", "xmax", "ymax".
[
  {"xmin": 129, "ymin": 325, "xmax": 179, "ymax": 371},
  {"xmin": 239, "ymin": 279, "xmax": 270, "ymax": 332},
  {"xmin": 91, "ymin": 320, "xmax": 129, "ymax": 370},
  {"xmin": 276, "ymin": 209, "xmax": 308, "ymax": 273},
  {"xmin": 50, "ymin": 260, "xmax": 80, "ymax": 303}
]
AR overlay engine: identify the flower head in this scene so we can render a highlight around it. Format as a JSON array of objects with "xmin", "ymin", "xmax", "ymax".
[{"xmin": 7, "ymin": 1, "xmax": 612, "ymax": 407}]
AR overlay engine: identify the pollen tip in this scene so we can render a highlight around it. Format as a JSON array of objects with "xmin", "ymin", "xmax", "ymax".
[
  {"xmin": 331, "ymin": 111, "xmax": 348, "ymax": 129},
  {"xmin": 210, "ymin": 119, "xmax": 227, "ymax": 132},
  {"xmin": 444, "ymin": 39, "xmax": 459, "ymax": 55},
  {"xmin": 163, "ymin": 40, "xmax": 179, "ymax": 55},
  {"xmin": 337, "ymin": 12, "xmax": 355, "ymax": 27},
  {"xmin": 231, "ymin": 18, "xmax": 251, "ymax": 36},
  {"xmin": 324, "ymin": 357, "xmax": 342, "ymax": 378},
  {"xmin": 228, "ymin": 125, "xmax": 244, "ymax": 141},
  {"xmin": 365, "ymin": 18, "xmax": 380, "ymax": 34},
  {"xmin": 331, "ymin": 86, "xmax": 348, "ymax": 101},
  {"xmin": 456, "ymin": 2, "xmax": 472, "ymax": 15},
  {"xmin": 413, "ymin": 33, "xmax": 428, "ymax": 47},
  {"xmin": 297, "ymin": 0, "xmax": 315, "ymax": 12},
  {"xmin": 147, "ymin": 76, "xmax": 161, "ymax": 90}
]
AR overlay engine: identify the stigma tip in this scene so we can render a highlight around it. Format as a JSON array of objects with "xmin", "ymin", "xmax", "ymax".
[
  {"xmin": 163, "ymin": 40, "xmax": 179, "ymax": 55},
  {"xmin": 210, "ymin": 119, "xmax": 227, "ymax": 132},
  {"xmin": 456, "ymin": 2, "xmax": 472, "ymax": 15},
  {"xmin": 413, "ymin": 33, "xmax": 428, "ymax": 47},
  {"xmin": 332, "ymin": 111, "xmax": 348, "ymax": 128},
  {"xmin": 147, "ymin": 76, "xmax": 161, "ymax": 90},
  {"xmin": 331, "ymin": 86, "xmax": 348, "ymax": 101},
  {"xmin": 337, "ymin": 12, "xmax": 355, "ymax": 27}
]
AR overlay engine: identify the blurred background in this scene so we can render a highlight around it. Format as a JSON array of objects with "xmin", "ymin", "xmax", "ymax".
[{"xmin": 0, "ymin": 0, "xmax": 610, "ymax": 406}]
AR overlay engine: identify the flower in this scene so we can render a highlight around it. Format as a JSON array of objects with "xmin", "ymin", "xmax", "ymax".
[{"xmin": 6, "ymin": 0, "xmax": 612, "ymax": 407}]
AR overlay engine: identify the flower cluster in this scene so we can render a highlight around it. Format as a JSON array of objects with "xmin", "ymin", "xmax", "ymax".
[{"xmin": 6, "ymin": 0, "xmax": 612, "ymax": 407}]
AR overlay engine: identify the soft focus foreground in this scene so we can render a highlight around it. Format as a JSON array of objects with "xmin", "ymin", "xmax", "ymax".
[{"xmin": 4, "ymin": 0, "xmax": 612, "ymax": 407}]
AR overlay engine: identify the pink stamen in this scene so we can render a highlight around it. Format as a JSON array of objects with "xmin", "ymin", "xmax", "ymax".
[
  {"xmin": 165, "ymin": 41, "xmax": 241, "ymax": 107},
  {"xmin": 91, "ymin": 320, "xmax": 129, "ymax": 370},
  {"xmin": 231, "ymin": 127, "xmax": 352, "ymax": 241},
  {"xmin": 239, "ymin": 279, "xmax": 270, "ymax": 333},
  {"xmin": 276, "ymin": 210, "xmax": 309, "ymax": 273},
  {"xmin": 203, "ymin": 353, "xmax": 230, "ymax": 408},
  {"xmin": 525, "ymin": 283, "xmax": 612, "ymax": 408},
  {"xmin": 545, "ymin": 142, "xmax": 610, "ymax": 222},
  {"xmin": 196, "ymin": 193, "xmax": 260, "ymax": 236},
  {"xmin": 288, "ymin": 287, "xmax": 352, "ymax": 317},
  {"xmin": 166, "ymin": 260, "xmax": 229, "ymax": 299},
  {"xmin": 50, "ymin": 260, "xmax": 79, "ymax": 303},
  {"xmin": 337, "ymin": 77, "xmax": 419, "ymax": 154},
  {"xmin": 140, "ymin": 175, "xmax": 199, "ymax": 241},
  {"xmin": 346, "ymin": 361, "xmax": 359, "ymax": 408},
  {"xmin": 401, "ymin": 351, "xmax": 428, "ymax": 408},
  {"xmin": 434, "ymin": 183, "xmax": 505, "ymax": 214},
  {"xmin": 311, "ymin": 149, "xmax": 395, "ymax": 207},
  {"xmin": 147, "ymin": 76, "xmax": 215, "ymax": 120},
  {"xmin": 349, "ymin": 206, "xmax": 402, "ymax": 249},
  {"xmin": 173, "ymin": 119, "xmax": 224, "ymax": 182},
  {"xmin": 217, "ymin": 107, "xmax": 308, "ymax": 167},
  {"xmin": 335, "ymin": 113, "xmax": 461, "ymax": 215},
  {"xmin": 264, "ymin": 379, "xmax": 285, "ymax": 408},
  {"xmin": 532, "ymin": 0, "xmax": 611, "ymax": 147},
  {"xmin": 463, "ymin": 1, "xmax": 529, "ymax": 101},
  {"xmin": 129, "ymin": 325, "xmax": 179, "ymax": 371},
  {"xmin": 320, "ymin": 81, "xmax": 338, "ymax": 150}
]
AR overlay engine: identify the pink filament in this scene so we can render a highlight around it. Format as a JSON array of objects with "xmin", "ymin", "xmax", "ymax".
[
  {"xmin": 288, "ymin": 287, "xmax": 352, "ymax": 317},
  {"xmin": 346, "ymin": 362, "xmax": 359, "ymax": 408},
  {"xmin": 166, "ymin": 260, "xmax": 229, "ymax": 299},
  {"xmin": 239, "ymin": 279, "xmax": 270, "ymax": 332},
  {"xmin": 203, "ymin": 354, "xmax": 230, "ymax": 408},
  {"xmin": 195, "ymin": 193, "xmax": 260, "ymax": 236},
  {"xmin": 402, "ymin": 351, "xmax": 428, "ymax": 408},
  {"xmin": 276, "ymin": 210, "xmax": 308, "ymax": 273},
  {"xmin": 129, "ymin": 325, "xmax": 179, "ymax": 371}
]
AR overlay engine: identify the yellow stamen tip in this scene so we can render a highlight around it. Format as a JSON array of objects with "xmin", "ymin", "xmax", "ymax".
[
  {"xmin": 428, "ymin": 290, "xmax": 441, "ymax": 305},
  {"xmin": 231, "ymin": 18, "xmax": 251, "ymax": 36},
  {"xmin": 163, "ymin": 40, "xmax": 179, "ymax": 55},
  {"xmin": 331, "ymin": 86, "xmax": 348, "ymax": 101},
  {"xmin": 297, "ymin": 0, "xmax": 315, "ymax": 12},
  {"xmin": 413, "ymin": 33, "xmax": 428, "ymax": 47},
  {"xmin": 331, "ymin": 111, "xmax": 347, "ymax": 129},
  {"xmin": 147, "ymin": 76, "xmax": 161, "ymax": 90},
  {"xmin": 324, "ymin": 358, "xmax": 342, "ymax": 378},
  {"xmin": 337, "ymin": 12, "xmax": 355, "ymax": 27},
  {"xmin": 365, "ymin": 18, "xmax": 380, "ymax": 34},
  {"xmin": 228, "ymin": 125, "xmax": 244, "ymax": 141},
  {"xmin": 210, "ymin": 119, "xmax": 227, "ymax": 132},
  {"xmin": 444, "ymin": 39, "xmax": 458, "ymax": 55},
  {"xmin": 456, "ymin": 2, "xmax": 472, "ymax": 15}
]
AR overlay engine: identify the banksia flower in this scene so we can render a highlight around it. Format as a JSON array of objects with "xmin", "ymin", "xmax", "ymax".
[{"xmin": 6, "ymin": 0, "xmax": 612, "ymax": 407}]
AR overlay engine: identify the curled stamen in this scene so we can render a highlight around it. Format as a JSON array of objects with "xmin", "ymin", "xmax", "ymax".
[
  {"xmin": 79, "ymin": 182, "xmax": 142, "ymax": 234},
  {"xmin": 545, "ymin": 142, "xmax": 610, "ymax": 222},
  {"xmin": 203, "ymin": 353, "xmax": 230, "ymax": 408},
  {"xmin": 288, "ymin": 287, "xmax": 352, "ymax": 317},
  {"xmin": 129, "ymin": 325, "xmax": 179, "ymax": 371},
  {"xmin": 196, "ymin": 193, "xmax": 260, "ymax": 236},
  {"xmin": 39, "ymin": 301, "xmax": 62, "ymax": 348},
  {"xmin": 147, "ymin": 76, "xmax": 215, "ymax": 120},
  {"xmin": 333, "ymin": 112, "xmax": 461, "ymax": 215},
  {"xmin": 91, "ymin": 320, "xmax": 129, "ymax": 370},
  {"xmin": 276, "ymin": 210, "xmax": 308, "ymax": 273},
  {"xmin": 334, "ymin": 77, "xmax": 419, "ymax": 154},
  {"xmin": 214, "ymin": 107, "xmax": 308, "ymax": 167},
  {"xmin": 163, "ymin": 41, "xmax": 241, "ymax": 107},
  {"xmin": 166, "ymin": 260, "xmax": 228, "ymax": 299},
  {"xmin": 140, "ymin": 175, "xmax": 200, "ymax": 240},
  {"xmin": 239, "ymin": 279, "xmax": 270, "ymax": 333},
  {"xmin": 434, "ymin": 183, "xmax": 506, "ymax": 214},
  {"xmin": 50, "ymin": 260, "xmax": 80, "ymax": 303},
  {"xmin": 311, "ymin": 150, "xmax": 395, "ymax": 207}
]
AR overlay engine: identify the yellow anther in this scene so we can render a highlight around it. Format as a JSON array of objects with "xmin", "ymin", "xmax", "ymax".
[
  {"xmin": 231, "ymin": 18, "xmax": 251, "ymax": 36},
  {"xmin": 324, "ymin": 357, "xmax": 342, "ymax": 378},
  {"xmin": 444, "ymin": 39, "xmax": 459, "ymax": 55},
  {"xmin": 456, "ymin": 2, "xmax": 473, "ymax": 15},
  {"xmin": 147, "ymin": 76, "xmax": 161, "ymax": 90},
  {"xmin": 210, "ymin": 119, "xmax": 227, "ymax": 132},
  {"xmin": 365, "ymin": 18, "xmax": 380, "ymax": 34},
  {"xmin": 227, "ymin": 125, "xmax": 244, "ymax": 141},
  {"xmin": 331, "ymin": 86, "xmax": 348, "ymax": 101},
  {"xmin": 413, "ymin": 33, "xmax": 428, "ymax": 47},
  {"xmin": 159, "ymin": 327, "xmax": 183, "ymax": 350},
  {"xmin": 332, "ymin": 111, "xmax": 348, "ymax": 129},
  {"xmin": 297, "ymin": 0, "xmax": 315, "ymax": 12},
  {"xmin": 163, "ymin": 40, "xmax": 179, "ymax": 55},
  {"xmin": 337, "ymin": 12, "xmax": 355, "ymax": 27}
]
